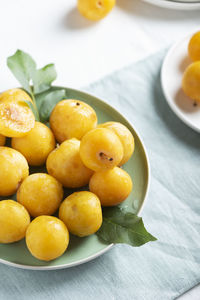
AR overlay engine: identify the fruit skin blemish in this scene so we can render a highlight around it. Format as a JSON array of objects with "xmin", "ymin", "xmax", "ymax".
[{"xmin": 80, "ymin": 127, "xmax": 123, "ymax": 172}]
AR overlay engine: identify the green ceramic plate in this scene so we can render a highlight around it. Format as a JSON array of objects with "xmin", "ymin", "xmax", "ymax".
[{"xmin": 0, "ymin": 87, "xmax": 150, "ymax": 270}]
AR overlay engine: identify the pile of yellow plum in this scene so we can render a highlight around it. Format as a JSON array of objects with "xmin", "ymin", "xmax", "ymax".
[
  {"xmin": 182, "ymin": 31, "xmax": 200, "ymax": 103},
  {"xmin": 0, "ymin": 88, "xmax": 134, "ymax": 261}
]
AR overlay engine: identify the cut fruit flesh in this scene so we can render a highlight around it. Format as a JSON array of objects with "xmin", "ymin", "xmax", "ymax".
[{"xmin": 0, "ymin": 101, "xmax": 35, "ymax": 137}]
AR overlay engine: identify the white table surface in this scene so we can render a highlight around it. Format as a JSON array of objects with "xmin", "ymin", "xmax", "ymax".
[{"xmin": 0, "ymin": 0, "xmax": 199, "ymax": 298}]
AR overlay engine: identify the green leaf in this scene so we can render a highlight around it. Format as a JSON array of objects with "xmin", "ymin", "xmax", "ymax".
[
  {"xmin": 20, "ymin": 100, "xmax": 40, "ymax": 121},
  {"xmin": 33, "ymin": 64, "xmax": 57, "ymax": 94},
  {"xmin": 97, "ymin": 207, "xmax": 157, "ymax": 247},
  {"xmin": 7, "ymin": 50, "xmax": 36, "ymax": 94},
  {"xmin": 39, "ymin": 89, "xmax": 66, "ymax": 122}
]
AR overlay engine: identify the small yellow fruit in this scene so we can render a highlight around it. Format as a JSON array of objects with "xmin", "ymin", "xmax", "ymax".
[
  {"xmin": 0, "ymin": 88, "xmax": 35, "ymax": 137},
  {"xmin": 188, "ymin": 31, "xmax": 200, "ymax": 62},
  {"xmin": 0, "ymin": 134, "xmax": 6, "ymax": 146},
  {"xmin": 59, "ymin": 191, "xmax": 102, "ymax": 237},
  {"xmin": 182, "ymin": 62, "xmax": 200, "ymax": 102},
  {"xmin": 89, "ymin": 167, "xmax": 133, "ymax": 206},
  {"xmin": 77, "ymin": 0, "xmax": 116, "ymax": 21},
  {"xmin": 0, "ymin": 147, "xmax": 29, "ymax": 196},
  {"xmin": 46, "ymin": 138, "xmax": 93, "ymax": 188},
  {"xmin": 12, "ymin": 122, "xmax": 56, "ymax": 166},
  {"xmin": 17, "ymin": 173, "xmax": 63, "ymax": 217},
  {"xmin": 26, "ymin": 216, "xmax": 69, "ymax": 261},
  {"xmin": 50, "ymin": 99, "xmax": 97, "ymax": 143},
  {"xmin": 80, "ymin": 128, "xmax": 123, "ymax": 171},
  {"xmin": 0, "ymin": 88, "xmax": 33, "ymax": 104},
  {"xmin": 98, "ymin": 122, "xmax": 134, "ymax": 165},
  {"xmin": 0, "ymin": 200, "xmax": 30, "ymax": 243}
]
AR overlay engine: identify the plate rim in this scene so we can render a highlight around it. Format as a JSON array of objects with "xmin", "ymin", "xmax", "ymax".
[
  {"xmin": 0, "ymin": 86, "xmax": 150, "ymax": 271},
  {"xmin": 161, "ymin": 34, "xmax": 200, "ymax": 133},
  {"xmin": 142, "ymin": 0, "xmax": 200, "ymax": 10}
]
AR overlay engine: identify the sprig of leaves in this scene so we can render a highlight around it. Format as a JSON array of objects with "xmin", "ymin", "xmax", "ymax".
[
  {"xmin": 7, "ymin": 50, "xmax": 65, "ymax": 122},
  {"xmin": 97, "ymin": 207, "xmax": 156, "ymax": 247},
  {"xmin": 7, "ymin": 50, "xmax": 37, "ymax": 95},
  {"xmin": 39, "ymin": 89, "xmax": 66, "ymax": 122}
]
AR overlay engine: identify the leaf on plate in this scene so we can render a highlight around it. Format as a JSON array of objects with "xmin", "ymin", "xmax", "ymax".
[
  {"xmin": 97, "ymin": 207, "xmax": 157, "ymax": 247},
  {"xmin": 33, "ymin": 64, "xmax": 57, "ymax": 94},
  {"xmin": 20, "ymin": 100, "xmax": 40, "ymax": 121},
  {"xmin": 7, "ymin": 50, "xmax": 60, "ymax": 122},
  {"xmin": 39, "ymin": 89, "xmax": 66, "ymax": 122},
  {"xmin": 7, "ymin": 50, "xmax": 36, "ymax": 94}
]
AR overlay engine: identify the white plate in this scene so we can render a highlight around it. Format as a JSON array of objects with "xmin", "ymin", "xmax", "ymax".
[
  {"xmin": 142, "ymin": 0, "xmax": 200, "ymax": 10},
  {"xmin": 161, "ymin": 34, "xmax": 200, "ymax": 133}
]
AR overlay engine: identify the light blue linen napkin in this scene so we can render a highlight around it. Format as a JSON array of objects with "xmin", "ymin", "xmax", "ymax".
[{"xmin": 0, "ymin": 49, "xmax": 199, "ymax": 300}]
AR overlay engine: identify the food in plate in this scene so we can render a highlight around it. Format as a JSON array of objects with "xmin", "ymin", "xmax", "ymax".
[
  {"xmin": 12, "ymin": 122, "xmax": 55, "ymax": 166},
  {"xmin": 17, "ymin": 173, "xmax": 63, "ymax": 217},
  {"xmin": 98, "ymin": 121, "xmax": 135, "ymax": 166},
  {"xmin": 26, "ymin": 216, "xmax": 69, "ymax": 261},
  {"xmin": 50, "ymin": 99, "xmax": 97, "ymax": 143},
  {"xmin": 0, "ymin": 50, "xmax": 156, "ymax": 263},
  {"xmin": 59, "ymin": 191, "xmax": 102, "ymax": 237},
  {"xmin": 0, "ymin": 88, "xmax": 33, "ymax": 104},
  {"xmin": 0, "ymin": 147, "xmax": 29, "ymax": 196},
  {"xmin": 80, "ymin": 127, "xmax": 124, "ymax": 171},
  {"xmin": 188, "ymin": 31, "xmax": 200, "ymax": 62},
  {"xmin": 0, "ymin": 88, "xmax": 35, "ymax": 137},
  {"xmin": 89, "ymin": 167, "xmax": 133, "ymax": 206},
  {"xmin": 0, "ymin": 200, "xmax": 30, "ymax": 243},
  {"xmin": 182, "ymin": 61, "xmax": 200, "ymax": 103},
  {"xmin": 46, "ymin": 138, "xmax": 93, "ymax": 188},
  {"xmin": 182, "ymin": 31, "xmax": 200, "ymax": 103}
]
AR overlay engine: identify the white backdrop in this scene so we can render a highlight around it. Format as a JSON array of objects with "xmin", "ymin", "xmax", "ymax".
[
  {"xmin": 0, "ymin": 0, "xmax": 199, "ymax": 298},
  {"xmin": 0, "ymin": 0, "xmax": 200, "ymax": 90}
]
